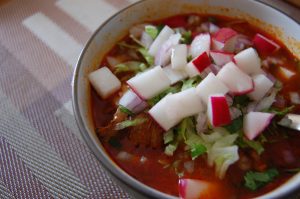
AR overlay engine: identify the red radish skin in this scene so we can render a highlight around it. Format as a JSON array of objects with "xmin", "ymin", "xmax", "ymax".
[
  {"xmin": 253, "ymin": 33, "xmax": 280, "ymax": 55},
  {"xmin": 243, "ymin": 112, "xmax": 275, "ymax": 140},
  {"xmin": 192, "ymin": 52, "xmax": 212, "ymax": 73},
  {"xmin": 212, "ymin": 28, "xmax": 238, "ymax": 52},
  {"xmin": 178, "ymin": 179, "xmax": 211, "ymax": 199},
  {"xmin": 207, "ymin": 95, "xmax": 231, "ymax": 127},
  {"xmin": 210, "ymin": 50, "xmax": 234, "ymax": 66},
  {"xmin": 214, "ymin": 28, "xmax": 238, "ymax": 43},
  {"xmin": 127, "ymin": 82, "xmax": 146, "ymax": 100}
]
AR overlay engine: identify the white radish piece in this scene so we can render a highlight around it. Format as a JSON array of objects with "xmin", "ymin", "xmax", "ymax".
[
  {"xmin": 216, "ymin": 62, "xmax": 254, "ymax": 95},
  {"xmin": 171, "ymin": 44, "xmax": 188, "ymax": 70},
  {"xmin": 196, "ymin": 73, "xmax": 229, "ymax": 104},
  {"xmin": 186, "ymin": 52, "xmax": 211, "ymax": 78},
  {"xmin": 279, "ymin": 67, "xmax": 295, "ymax": 79},
  {"xmin": 168, "ymin": 88, "xmax": 204, "ymax": 119},
  {"xmin": 88, "ymin": 67, "xmax": 121, "ymax": 99},
  {"xmin": 127, "ymin": 66, "xmax": 171, "ymax": 100},
  {"xmin": 253, "ymin": 33, "xmax": 280, "ymax": 55},
  {"xmin": 163, "ymin": 65, "xmax": 188, "ymax": 84},
  {"xmin": 234, "ymin": 47, "xmax": 261, "ymax": 75},
  {"xmin": 119, "ymin": 90, "xmax": 148, "ymax": 114},
  {"xmin": 148, "ymin": 94, "xmax": 181, "ymax": 131},
  {"xmin": 210, "ymin": 50, "xmax": 234, "ymax": 66},
  {"xmin": 155, "ymin": 33, "xmax": 181, "ymax": 66},
  {"xmin": 190, "ymin": 33, "xmax": 211, "ymax": 58},
  {"xmin": 207, "ymin": 95, "xmax": 231, "ymax": 127},
  {"xmin": 243, "ymin": 112, "xmax": 275, "ymax": 140},
  {"xmin": 149, "ymin": 26, "xmax": 174, "ymax": 56},
  {"xmin": 289, "ymin": 92, "xmax": 300, "ymax": 104},
  {"xmin": 212, "ymin": 28, "xmax": 238, "ymax": 53},
  {"xmin": 248, "ymin": 74, "xmax": 274, "ymax": 101},
  {"xmin": 178, "ymin": 179, "xmax": 212, "ymax": 199}
]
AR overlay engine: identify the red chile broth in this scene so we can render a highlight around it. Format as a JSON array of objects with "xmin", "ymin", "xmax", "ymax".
[{"xmin": 91, "ymin": 14, "xmax": 300, "ymax": 198}]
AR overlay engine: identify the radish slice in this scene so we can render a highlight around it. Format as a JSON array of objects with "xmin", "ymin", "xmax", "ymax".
[
  {"xmin": 196, "ymin": 73, "xmax": 229, "ymax": 104},
  {"xmin": 210, "ymin": 50, "xmax": 234, "ymax": 66},
  {"xmin": 155, "ymin": 33, "xmax": 181, "ymax": 66},
  {"xmin": 216, "ymin": 62, "xmax": 254, "ymax": 95},
  {"xmin": 148, "ymin": 94, "xmax": 181, "ymax": 131},
  {"xmin": 212, "ymin": 28, "xmax": 238, "ymax": 53},
  {"xmin": 253, "ymin": 33, "xmax": 280, "ymax": 55},
  {"xmin": 169, "ymin": 88, "xmax": 204, "ymax": 119},
  {"xmin": 127, "ymin": 66, "xmax": 171, "ymax": 100},
  {"xmin": 149, "ymin": 26, "xmax": 174, "ymax": 56},
  {"xmin": 119, "ymin": 90, "xmax": 148, "ymax": 114},
  {"xmin": 279, "ymin": 67, "xmax": 295, "ymax": 79},
  {"xmin": 179, "ymin": 179, "xmax": 211, "ymax": 199},
  {"xmin": 248, "ymin": 74, "xmax": 274, "ymax": 101},
  {"xmin": 171, "ymin": 44, "xmax": 188, "ymax": 70},
  {"xmin": 88, "ymin": 67, "xmax": 121, "ymax": 99},
  {"xmin": 234, "ymin": 47, "xmax": 261, "ymax": 75},
  {"xmin": 207, "ymin": 95, "xmax": 231, "ymax": 127},
  {"xmin": 163, "ymin": 65, "xmax": 188, "ymax": 84},
  {"xmin": 190, "ymin": 33, "xmax": 211, "ymax": 58},
  {"xmin": 243, "ymin": 112, "xmax": 275, "ymax": 140}
]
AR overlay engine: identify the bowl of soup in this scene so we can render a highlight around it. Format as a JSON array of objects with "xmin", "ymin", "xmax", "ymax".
[{"xmin": 72, "ymin": 0, "xmax": 300, "ymax": 198}]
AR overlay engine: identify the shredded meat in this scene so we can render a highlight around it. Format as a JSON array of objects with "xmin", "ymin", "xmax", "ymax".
[
  {"xmin": 97, "ymin": 110, "xmax": 164, "ymax": 148},
  {"xmin": 128, "ymin": 113, "xmax": 164, "ymax": 148}
]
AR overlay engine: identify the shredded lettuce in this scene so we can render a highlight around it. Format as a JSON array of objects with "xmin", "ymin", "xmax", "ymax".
[
  {"xmin": 138, "ymin": 48, "xmax": 154, "ymax": 66},
  {"xmin": 191, "ymin": 143, "xmax": 207, "ymax": 160},
  {"xmin": 119, "ymin": 105, "xmax": 134, "ymax": 116},
  {"xmin": 114, "ymin": 118, "xmax": 147, "ymax": 130},
  {"xmin": 180, "ymin": 30, "xmax": 192, "ymax": 44},
  {"xmin": 181, "ymin": 76, "xmax": 202, "ymax": 91},
  {"xmin": 148, "ymin": 85, "xmax": 180, "ymax": 106},
  {"xmin": 164, "ymin": 130, "xmax": 174, "ymax": 144},
  {"xmin": 237, "ymin": 137, "xmax": 264, "ymax": 155},
  {"xmin": 244, "ymin": 168, "xmax": 279, "ymax": 191},
  {"xmin": 165, "ymin": 142, "xmax": 178, "ymax": 156},
  {"xmin": 145, "ymin": 25, "xmax": 159, "ymax": 39},
  {"xmin": 115, "ymin": 61, "xmax": 147, "ymax": 74}
]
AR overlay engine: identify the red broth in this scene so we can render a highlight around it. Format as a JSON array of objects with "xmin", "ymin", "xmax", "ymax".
[{"xmin": 91, "ymin": 14, "xmax": 300, "ymax": 198}]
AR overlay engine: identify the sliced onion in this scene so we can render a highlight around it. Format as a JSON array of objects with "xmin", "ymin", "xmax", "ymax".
[
  {"xmin": 155, "ymin": 33, "xmax": 181, "ymax": 66},
  {"xmin": 119, "ymin": 89, "xmax": 148, "ymax": 114},
  {"xmin": 234, "ymin": 35, "xmax": 253, "ymax": 53}
]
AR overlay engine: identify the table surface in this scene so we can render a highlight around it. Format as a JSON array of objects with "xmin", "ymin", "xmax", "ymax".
[{"xmin": 0, "ymin": 0, "xmax": 299, "ymax": 198}]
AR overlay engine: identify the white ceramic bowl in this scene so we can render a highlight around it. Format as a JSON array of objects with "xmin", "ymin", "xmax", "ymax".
[{"xmin": 72, "ymin": 0, "xmax": 300, "ymax": 198}]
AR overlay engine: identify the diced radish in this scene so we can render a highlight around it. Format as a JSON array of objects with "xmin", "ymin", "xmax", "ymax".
[
  {"xmin": 289, "ymin": 92, "xmax": 300, "ymax": 104},
  {"xmin": 234, "ymin": 35, "xmax": 253, "ymax": 53},
  {"xmin": 148, "ymin": 94, "xmax": 181, "ymax": 131},
  {"xmin": 207, "ymin": 95, "xmax": 231, "ymax": 127},
  {"xmin": 253, "ymin": 33, "xmax": 280, "ymax": 55},
  {"xmin": 179, "ymin": 179, "xmax": 211, "ymax": 199},
  {"xmin": 88, "ymin": 67, "xmax": 121, "ymax": 99},
  {"xmin": 169, "ymin": 88, "xmax": 204, "ymax": 119},
  {"xmin": 171, "ymin": 44, "xmax": 188, "ymax": 70},
  {"xmin": 248, "ymin": 74, "xmax": 274, "ymax": 101},
  {"xmin": 163, "ymin": 65, "xmax": 188, "ymax": 84},
  {"xmin": 210, "ymin": 50, "xmax": 234, "ymax": 66},
  {"xmin": 216, "ymin": 62, "xmax": 254, "ymax": 95},
  {"xmin": 140, "ymin": 31, "xmax": 153, "ymax": 49},
  {"xmin": 155, "ymin": 33, "xmax": 181, "ymax": 66},
  {"xmin": 185, "ymin": 52, "xmax": 211, "ymax": 78},
  {"xmin": 127, "ymin": 66, "xmax": 171, "ymax": 100},
  {"xmin": 279, "ymin": 67, "xmax": 295, "ymax": 79},
  {"xmin": 200, "ymin": 22, "xmax": 220, "ymax": 34},
  {"xmin": 243, "ymin": 112, "xmax": 275, "ymax": 140},
  {"xmin": 119, "ymin": 90, "xmax": 148, "ymax": 114},
  {"xmin": 212, "ymin": 28, "xmax": 238, "ymax": 53},
  {"xmin": 196, "ymin": 73, "xmax": 229, "ymax": 104},
  {"xmin": 149, "ymin": 26, "xmax": 174, "ymax": 56},
  {"xmin": 234, "ymin": 47, "xmax": 261, "ymax": 75},
  {"xmin": 190, "ymin": 33, "xmax": 211, "ymax": 58}
]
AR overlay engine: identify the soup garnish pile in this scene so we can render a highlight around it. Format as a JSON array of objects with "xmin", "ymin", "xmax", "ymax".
[{"xmin": 89, "ymin": 14, "xmax": 300, "ymax": 199}]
